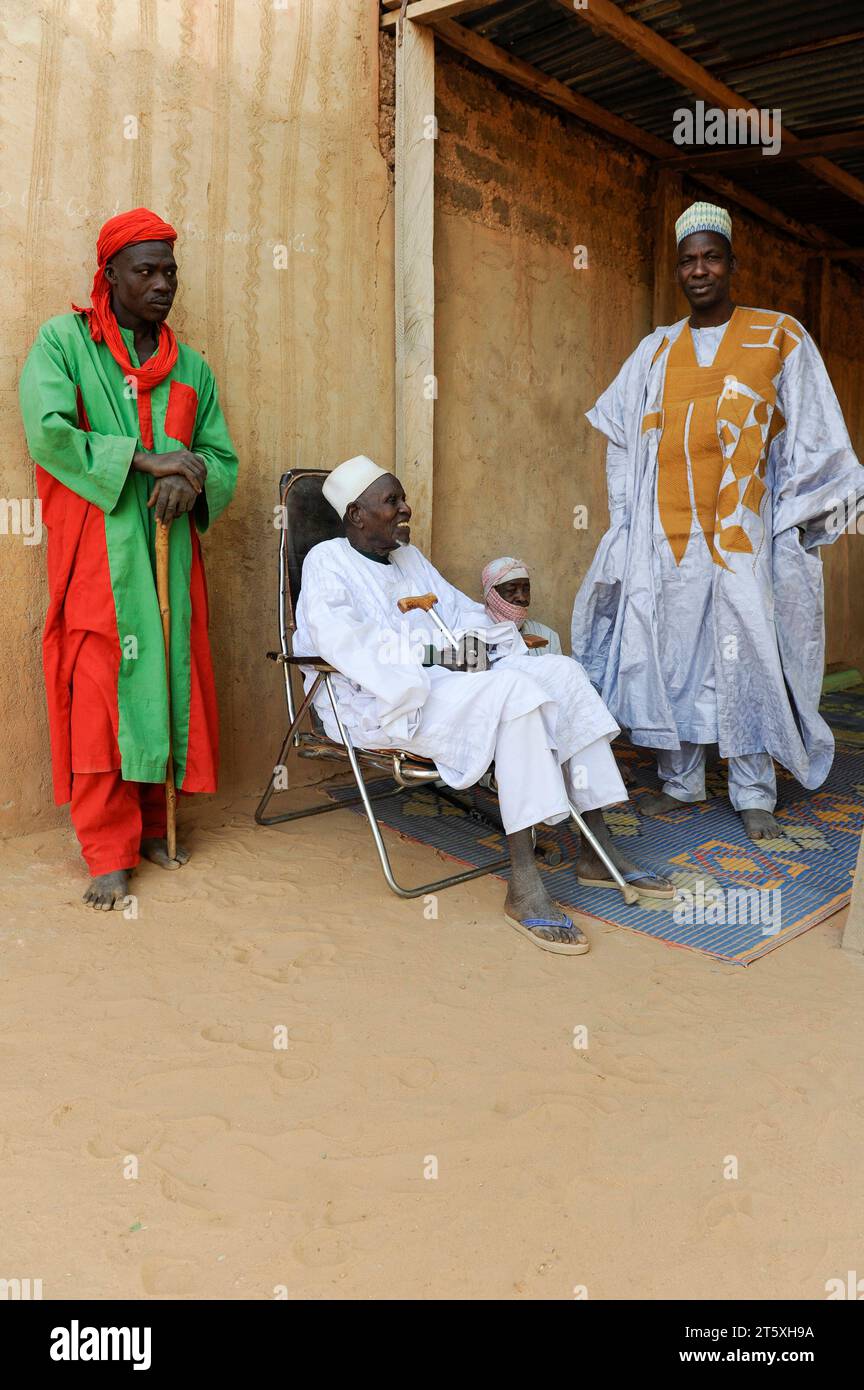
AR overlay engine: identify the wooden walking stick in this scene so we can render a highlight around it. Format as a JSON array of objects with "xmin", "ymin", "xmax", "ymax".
[{"xmin": 155, "ymin": 518, "xmax": 177, "ymax": 860}]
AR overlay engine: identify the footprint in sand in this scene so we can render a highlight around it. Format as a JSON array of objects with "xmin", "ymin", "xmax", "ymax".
[
  {"xmin": 493, "ymin": 1090, "xmax": 620, "ymax": 1121},
  {"xmin": 201, "ymin": 1024, "xmax": 237, "ymax": 1044},
  {"xmin": 239, "ymin": 1035, "xmax": 291, "ymax": 1054},
  {"xmin": 82, "ymin": 1115, "xmax": 161, "ymax": 1159},
  {"xmin": 323, "ymin": 1200, "xmax": 372, "ymax": 1228},
  {"xmin": 275, "ymin": 1058, "xmax": 318, "ymax": 1082},
  {"xmin": 394, "ymin": 1058, "xmax": 437, "ymax": 1089},
  {"xmin": 751, "ymin": 1118, "xmax": 782, "ymax": 1143},
  {"xmin": 201, "ymin": 1024, "xmax": 311, "ymax": 1056},
  {"xmin": 291, "ymin": 944, "xmax": 337, "ymax": 967},
  {"xmin": 250, "ymin": 964, "xmax": 298, "ymax": 984},
  {"xmin": 292, "ymin": 1228, "xmax": 353, "ymax": 1268},
  {"xmin": 158, "ymin": 1171, "xmax": 187, "ymax": 1206},
  {"xmin": 592, "ymin": 1053, "xmax": 664, "ymax": 1084},
  {"xmin": 51, "ymin": 1095, "xmax": 159, "ymax": 1162},
  {"xmin": 50, "ymin": 1097, "xmax": 99, "ymax": 1130},
  {"xmin": 157, "ymin": 1148, "xmax": 287, "ymax": 1213},
  {"xmin": 493, "ymin": 1094, "xmax": 542, "ymax": 1119},
  {"xmin": 703, "ymin": 1191, "xmax": 754, "ymax": 1231}
]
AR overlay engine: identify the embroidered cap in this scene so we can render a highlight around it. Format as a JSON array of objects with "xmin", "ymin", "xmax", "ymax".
[{"xmin": 675, "ymin": 201, "xmax": 732, "ymax": 247}]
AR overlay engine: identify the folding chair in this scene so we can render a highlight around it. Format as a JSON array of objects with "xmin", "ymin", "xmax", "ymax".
[{"xmin": 254, "ymin": 469, "xmax": 511, "ymax": 898}]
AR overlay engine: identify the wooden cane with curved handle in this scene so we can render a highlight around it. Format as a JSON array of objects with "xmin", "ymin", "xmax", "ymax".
[
  {"xmin": 396, "ymin": 593, "xmax": 460, "ymax": 649},
  {"xmin": 397, "ymin": 593, "xmax": 438, "ymax": 614},
  {"xmin": 155, "ymin": 519, "xmax": 177, "ymax": 861}
]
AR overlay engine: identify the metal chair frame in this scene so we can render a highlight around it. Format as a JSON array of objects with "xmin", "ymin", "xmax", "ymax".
[{"xmin": 254, "ymin": 469, "xmax": 510, "ymax": 899}]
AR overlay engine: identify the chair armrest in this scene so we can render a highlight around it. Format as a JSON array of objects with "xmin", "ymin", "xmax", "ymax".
[
  {"xmin": 288, "ymin": 655, "xmax": 336, "ymax": 672},
  {"xmin": 266, "ymin": 650, "xmax": 336, "ymax": 673}
]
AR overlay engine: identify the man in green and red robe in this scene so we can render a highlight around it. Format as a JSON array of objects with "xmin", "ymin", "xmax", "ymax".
[{"xmin": 20, "ymin": 207, "xmax": 238, "ymax": 910}]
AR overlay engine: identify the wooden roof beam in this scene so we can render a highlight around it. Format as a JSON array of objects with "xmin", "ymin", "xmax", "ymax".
[
  {"xmin": 660, "ymin": 129, "xmax": 864, "ymax": 169},
  {"xmin": 557, "ymin": 0, "xmax": 864, "ymax": 210},
  {"xmin": 380, "ymin": 1, "xmax": 494, "ymax": 30},
  {"xmin": 429, "ymin": 17, "xmax": 846, "ymax": 251},
  {"xmin": 815, "ymin": 247, "xmax": 864, "ymax": 261}
]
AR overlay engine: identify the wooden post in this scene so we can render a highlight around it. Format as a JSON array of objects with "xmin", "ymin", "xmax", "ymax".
[
  {"xmin": 395, "ymin": 14, "xmax": 436, "ymax": 554},
  {"xmin": 653, "ymin": 169, "xmax": 684, "ymax": 328}
]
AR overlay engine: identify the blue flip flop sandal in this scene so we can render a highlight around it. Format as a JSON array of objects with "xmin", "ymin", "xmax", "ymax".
[
  {"xmin": 576, "ymin": 867, "xmax": 674, "ymax": 900},
  {"xmin": 504, "ymin": 912, "xmax": 591, "ymax": 955}
]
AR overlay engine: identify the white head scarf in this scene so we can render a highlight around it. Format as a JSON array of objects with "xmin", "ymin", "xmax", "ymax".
[{"xmin": 322, "ymin": 455, "xmax": 389, "ymax": 520}]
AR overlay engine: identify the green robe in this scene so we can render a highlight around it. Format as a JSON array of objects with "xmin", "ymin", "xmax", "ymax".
[{"xmin": 20, "ymin": 311, "xmax": 238, "ymax": 803}]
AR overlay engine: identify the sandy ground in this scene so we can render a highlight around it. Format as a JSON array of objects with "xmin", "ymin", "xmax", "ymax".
[{"xmin": 1, "ymin": 782, "xmax": 862, "ymax": 1302}]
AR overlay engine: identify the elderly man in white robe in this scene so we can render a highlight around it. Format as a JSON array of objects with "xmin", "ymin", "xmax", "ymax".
[{"xmin": 295, "ymin": 456, "xmax": 672, "ymax": 955}]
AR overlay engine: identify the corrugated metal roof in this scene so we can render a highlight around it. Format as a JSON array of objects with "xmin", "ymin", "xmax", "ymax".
[{"xmin": 429, "ymin": 0, "xmax": 864, "ymax": 247}]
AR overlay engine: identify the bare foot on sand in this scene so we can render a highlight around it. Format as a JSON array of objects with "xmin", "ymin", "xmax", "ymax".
[
  {"xmin": 83, "ymin": 870, "xmax": 130, "ymax": 911},
  {"xmin": 140, "ymin": 838, "xmax": 190, "ymax": 870}
]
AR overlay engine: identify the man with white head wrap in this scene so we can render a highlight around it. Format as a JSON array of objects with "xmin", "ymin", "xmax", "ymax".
[
  {"xmin": 482, "ymin": 556, "xmax": 563, "ymax": 656},
  {"xmin": 572, "ymin": 201, "xmax": 864, "ymax": 841},
  {"xmin": 295, "ymin": 457, "xmax": 672, "ymax": 955}
]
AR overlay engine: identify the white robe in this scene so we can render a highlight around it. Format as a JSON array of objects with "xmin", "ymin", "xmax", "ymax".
[{"xmin": 294, "ymin": 539, "xmax": 619, "ymax": 806}]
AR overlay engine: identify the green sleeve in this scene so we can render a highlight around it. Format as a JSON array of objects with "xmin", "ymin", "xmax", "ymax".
[
  {"xmin": 192, "ymin": 367, "xmax": 239, "ymax": 532},
  {"xmin": 19, "ymin": 323, "xmax": 138, "ymax": 512}
]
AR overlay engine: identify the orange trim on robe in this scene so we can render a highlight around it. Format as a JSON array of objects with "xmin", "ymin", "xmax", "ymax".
[{"xmin": 651, "ymin": 307, "xmax": 792, "ymax": 571}]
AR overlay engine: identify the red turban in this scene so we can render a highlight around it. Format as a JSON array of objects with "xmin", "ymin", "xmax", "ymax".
[{"xmin": 74, "ymin": 207, "xmax": 179, "ymax": 391}]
